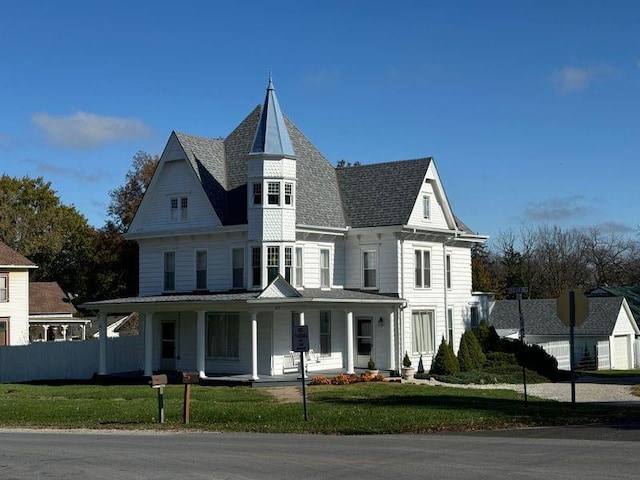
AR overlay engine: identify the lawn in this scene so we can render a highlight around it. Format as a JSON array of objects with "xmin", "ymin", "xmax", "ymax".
[{"xmin": 0, "ymin": 382, "xmax": 638, "ymax": 434}]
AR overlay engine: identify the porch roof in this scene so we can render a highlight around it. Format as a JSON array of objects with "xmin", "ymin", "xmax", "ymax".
[{"xmin": 80, "ymin": 288, "xmax": 404, "ymax": 313}]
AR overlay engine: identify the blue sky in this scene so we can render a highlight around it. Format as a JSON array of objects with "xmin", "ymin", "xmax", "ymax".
[{"xmin": 2, "ymin": 1, "xmax": 639, "ymax": 243}]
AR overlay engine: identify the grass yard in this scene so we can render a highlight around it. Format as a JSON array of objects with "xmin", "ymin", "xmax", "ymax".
[{"xmin": 1, "ymin": 382, "xmax": 639, "ymax": 434}]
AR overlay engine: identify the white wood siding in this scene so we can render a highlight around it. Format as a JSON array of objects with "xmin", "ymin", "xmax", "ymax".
[
  {"xmin": 0, "ymin": 270, "xmax": 29, "ymax": 346},
  {"xmin": 406, "ymin": 181, "xmax": 449, "ymax": 230},
  {"xmin": 343, "ymin": 232, "xmax": 398, "ymax": 293}
]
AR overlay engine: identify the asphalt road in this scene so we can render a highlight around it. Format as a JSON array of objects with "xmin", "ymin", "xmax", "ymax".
[{"xmin": 1, "ymin": 427, "xmax": 639, "ymax": 479}]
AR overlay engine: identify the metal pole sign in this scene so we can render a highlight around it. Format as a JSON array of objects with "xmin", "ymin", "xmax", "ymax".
[
  {"xmin": 149, "ymin": 374, "xmax": 168, "ymax": 423},
  {"xmin": 509, "ymin": 287, "xmax": 529, "ymax": 407},
  {"xmin": 292, "ymin": 325, "xmax": 310, "ymax": 421}
]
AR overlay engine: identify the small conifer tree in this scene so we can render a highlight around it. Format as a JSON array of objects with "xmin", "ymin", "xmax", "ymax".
[
  {"xmin": 430, "ymin": 337, "xmax": 460, "ymax": 375},
  {"xmin": 458, "ymin": 330, "xmax": 486, "ymax": 372}
]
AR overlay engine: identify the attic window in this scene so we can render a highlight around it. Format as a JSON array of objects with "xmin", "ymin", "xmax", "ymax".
[
  {"xmin": 170, "ymin": 196, "xmax": 189, "ymax": 221},
  {"xmin": 422, "ymin": 195, "xmax": 430, "ymax": 220}
]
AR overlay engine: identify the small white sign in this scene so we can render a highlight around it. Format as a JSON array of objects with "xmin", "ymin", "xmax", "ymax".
[{"xmin": 292, "ymin": 325, "xmax": 309, "ymax": 352}]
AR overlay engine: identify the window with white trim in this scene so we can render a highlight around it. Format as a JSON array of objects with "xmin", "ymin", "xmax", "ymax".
[
  {"xmin": 422, "ymin": 195, "xmax": 430, "ymax": 220},
  {"xmin": 206, "ymin": 313, "xmax": 239, "ymax": 359},
  {"xmin": 320, "ymin": 311, "xmax": 331, "ymax": 355},
  {"xmin": 470, "ymin": 305, "xmax": 480, "ymax": 328},
  {"xmin": 447, "ymin": 308, "xmax": 454, "ymax": 344},
  {"xmin": 232, "ymin": 248, "xmax": 244, "ymax": 289},
  {"xmin": 164, "ymin": 252, "xmax": 175, "ymax": 291},
  {"xmin": 251, "ymin": 247, "xmax": 261, "ymax": 287},
  {"xmin": 295, "ymin": 247, "xmax": 303, "ymax": 287},
  {"xmin": 446, "ymin": 253, "xmax": 451, "ymax": 289},
  {"xmin": 267, "ymin": 182, "xmax": 280, "ymax": 205},
  {"xmin": 170, "ymin": 196, "xmax": 189, "ymax": 221},
  {"xmin": 362, "ymin": 250, "xmax": 377, "ymax": 289},
  {"xmin": 253, "ymin": 183, "xmax": 262, "ymax": 205},
  {"xmin": 414, "ymin": 249, "xmax": 431, "ymax": 288},
  {"xmin": 196, "ymin": 250, "xmax": 207, "ymax": 290},
  {"xmin": 267, "ymin": 246, "xmax": 279, "ymax": 283},
  {"xmin": 284, "ymin": 247, "xmax": 293, "ymax": 283},
  {"xmin": 0, "ymin": 318, "xmax": 7, "ymax": 346},
  {"xmin": 320, "ymin": 249, "xmax": 330, "ymax": 288},
  {"xmin": 284, "ymin": 183, "xmax": 293, "ymax": 206},
  {"xmin": 412, "ymin": 310, "xmax": 436, "ymax": 354},
  {"xmin": 0, "ymin": 274, "xmax": 7, "ymax": 302}
]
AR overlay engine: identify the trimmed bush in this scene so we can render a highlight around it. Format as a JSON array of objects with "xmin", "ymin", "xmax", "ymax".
[
  {"xmin": 457, "ymin": 330, "xmax": 486, "ymax": 372},
  {"xmin": 473, "ymin": 320, "xmax": 501, "ymax": 353},
  {"xmin": 484, "ymin": 351, "xmax": 517, "ymax": 369},
  {"xmin": 430, "ymin": 337, "xmax": 460, "ymax": 375}
]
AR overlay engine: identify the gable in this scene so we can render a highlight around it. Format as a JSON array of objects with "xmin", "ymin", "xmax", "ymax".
[
  {"xmin": 258, "ymin": 276, "xmax": 302, "ymax": 299},
  {"xmin": 406, "ymin": 161, "xmax": 458, "ymax": 231}
]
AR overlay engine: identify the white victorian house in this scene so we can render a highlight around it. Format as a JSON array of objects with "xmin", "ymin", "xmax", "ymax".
[{"xmin": 83, "ymin": 78, "xmax": 487, "ymax": 380}]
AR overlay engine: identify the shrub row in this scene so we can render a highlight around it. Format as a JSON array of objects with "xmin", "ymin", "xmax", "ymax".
[{"xmin": 309, "ymin": 372, "xmax": 385, "ymax": 385}]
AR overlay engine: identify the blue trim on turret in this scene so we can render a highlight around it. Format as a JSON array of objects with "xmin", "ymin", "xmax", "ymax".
[{"xmin": 250, "ymin": 77, "xmax": 295, "ymax": 157}]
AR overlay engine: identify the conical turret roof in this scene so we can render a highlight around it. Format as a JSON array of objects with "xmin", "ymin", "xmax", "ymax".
[{"xmin": 250, "ymin": 76, "xmax": 295, "ymax": 157}]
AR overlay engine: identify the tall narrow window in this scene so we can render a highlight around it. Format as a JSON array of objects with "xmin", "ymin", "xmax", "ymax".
[
  {"xmin": 320, "ymin": 311, "xmax": 331, "ymax": 355},
  {"xmin": 284, "ymin": 183, "xmax": 293, "ymax": 206},
  {"xmin": 170, "ymin": 198, "xmax": 178, "ymax": 220},
  {"xmin": 291, "ymin": 311, "xmax": 300, "ymax": 330},
  {"xmin": 412, "ymin": 310, "xmax": 435, "ymax": 354},
  {"xmin": 196, "ymin": 250, "xmax": 207, "ymax": 290},
  {"xmin": 446, "ymin": 253, "xmax": 451, "ymax": 289},
  {"xmin": 447, "ymin": 308, "xmax": 454, "ymax": 344},
  {"xmin": 267, "ymin": 246, "xmax": 279, "ymax": 283},
  {"xmin": 253, "ymin": 183, "xmax": 262, "ymax": 205},
  {"xmin": 362, "ymin": 250, "xmax": 377, "ymax": 289},
  {"xmin": 251, "ymin": 247, "xmax": 261, "ymax": 287},
  {"xmin": 284, "ymin": 247, "xmax": 293, "ymax": 283},
  {"xmin": 164, "ymin": 252, "xmax": 175, "ymax": 291},
  {"xmin": 422, "ymin": 195, "xmax": 430, "ymax": 220},
  {"xmin": 232, "ymin": 248, "xmax": 244, "ymax": 289},
  {"xmin": 267, "ymin": 182, "xmax": 280, "ymax": 205},
  {"xmin": 414, "ymin": 250, "xmax": 431, "ymax": 288},
  {"xmin": 295, "ymin": 247, "xmax": 303, "ymax": 287},
  {"xmin": 0, "ymin": 318, "xmax": 7, "ymax": 346},
  {"xmin": 0, "ymin": 274, "xmax": 7, "ymax": 302},
  {"xmin": 320, "ymin": 249, "xmax": 330, "ymax": 288},
  {"xmin": 206, "ymin": 313, "xmax": 239, "ymax": 358},
  {"xmin": 180, "ymin": 197, "xmax": 189, "ymax": 220},
  {"xmin": 470, "ymin": 305, "xmax": 479, "ymax": 328}
]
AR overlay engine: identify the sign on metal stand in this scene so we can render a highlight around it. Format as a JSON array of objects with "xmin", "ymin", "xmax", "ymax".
[
  {"xmin": 556, "ymin": 289, "xmax": 589, "ymax": 407},
  {"xmin": 149, "ymin": 374, "xmax": 168, "ymax": 423},
  {"xmin": 292, "ymin": 325, "xmax": 310, "ymax": 421},
  {"xmin": 509, "ymin": 287, "xmax": 529, "ymax": 407}
]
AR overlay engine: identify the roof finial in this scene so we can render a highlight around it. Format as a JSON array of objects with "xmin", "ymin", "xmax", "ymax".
[{"xmin": 268, "ymin": 70, "xmax": 274, "ymax": 90}]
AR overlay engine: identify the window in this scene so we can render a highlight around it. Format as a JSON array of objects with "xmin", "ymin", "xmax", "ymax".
[
  {"xmin": 0, "ymin": 318, "xmax": 7, "ymax": 346},
  {"xmin": 295, "ymin": 247, "xmax": 303, "ymax": 287},
  {"xmin": 320, "ymin": 311, "xmax": 331, "ymax": 355},
  {"xmin": 0, "ymin": 274, "xmax": 7, "ymax": 302},
  {"xmin": 284, "ymin": 183, "xmax": 293, "ymax": 206},
  {"xmin": 164, "ymin": 252, "xmax": 175, "ymax": 291},
  {"xmin": 362, "ymin": 250, "xmax": 377, "ymax": 289},
  {"xmin": 446, "ymin": 253, "xmax": 451, "ymax": 289},
  {"xmin": 284, "ymin": 247, "xmax": 293, "ymax": 283},
  {"xmin": 414, "ymin": 250, "xmax": 431, "ymax": 288},
  {"xmin": 253, "ymin": 183, "xmax": 262, "ymax": 205},
  {"xmin": 320, "ymin": 249, "xmax": 330, "ymax": 288},
  {"xmin": 170, "ymin": 196, "xmax": 189, "ymax": 221},
  {"xmin": 291, "ymin": 311, "xmax": 300, "ymax": 329},
  {"xmin": 447, "ymin": 308, "xmax": 454, "ymax": 344},
  {"xmin": 267, "ymin": 182, "xmax": 280, "ymax": 205},
  {"xmin": 196, "ymin": 250, "xmax": 207, "ymax": 290},
  {"xmin": 412, "ymin": 310, "xmax": 435, "ymax": 354},
  {"xmin": 470, "ymin": 305, "xmax": 480, "ymax": 328},
  {"xmin": 422, "ymin": 195, "xmax": 430, "ymax": 220},
  {"xmin": 267, "ymin": 246, "xmax": 279, "ymax": 283},
  {"xmin": 252, "ymin": 247, "xmax": 262, "ymax": 287},
  {"xmin": 232, "ymin": 248, "xmax": 244, "ymax": 289},
  {"xmin": 206, "ymin": 313, "xmax": 239, "ymax": 358}
]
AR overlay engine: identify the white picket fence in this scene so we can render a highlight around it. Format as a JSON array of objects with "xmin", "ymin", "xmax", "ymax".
[
  {"xmin": 536, "ymin": 340, "xmax": 611, "ymax": 371},
  {"xmin": 0, "ymin": 336, "xmax": 144, "ymax": 383}
]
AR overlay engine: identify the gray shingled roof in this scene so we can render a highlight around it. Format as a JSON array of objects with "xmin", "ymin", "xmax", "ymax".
[
  {"xmin": 489, "ymin": 297, "xmax": 629, "ymax": 336},
  {"xmin": 29, "ymin": 282, "xmax": 77, "ymax": 315},
  {"xmin": 0, "ymin": 241, "xmax": 36, "ymax": 267}
]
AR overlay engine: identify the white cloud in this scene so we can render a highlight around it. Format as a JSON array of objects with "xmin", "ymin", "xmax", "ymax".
[
  {"xmin": 523, "ymin": 195, "xmax": 589, "ymax": 222},
  {"xmin": 24, "ymin": 158, "xmax": 106, "ymax": 183},
  {"xmin": 32, "ymin": 111, "xmax": 153, "ymax": 149},
  {"xmin": 550, "ymin": 67, "xmax": 591, "ymax": 93}
]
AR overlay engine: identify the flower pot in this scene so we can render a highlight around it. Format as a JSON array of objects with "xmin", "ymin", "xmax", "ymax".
[{"xmin": 401, "ymin": 366, "xmax": 415, "ymax": 381}]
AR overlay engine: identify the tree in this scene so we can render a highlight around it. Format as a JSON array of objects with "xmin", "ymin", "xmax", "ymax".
[
  {"xmin": 471, "ymin": 243, "xmax": 501, "ymax": 293},
  {"xmin": 457, "ymin": 330, "xmax": 486, "ymax": 372},
  {"xmin": 0, "ymin": 175, "xmax": 94, "ymax": 299},
  {"xmin": 108, "ymin": 151, "xmax": 159, "ymax": 232},
  {"xmin": 430, "ymin": 337, "xmax": 459, "ymax": 376}
]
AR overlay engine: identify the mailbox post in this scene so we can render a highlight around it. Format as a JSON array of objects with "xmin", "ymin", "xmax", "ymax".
[
  {"xmin": 180, "ymin": 372, "xmax": 199, "ymax": 424},
  {"xmin": 149, "ymin": 374, "xmax": 168, "ymax": 423}
]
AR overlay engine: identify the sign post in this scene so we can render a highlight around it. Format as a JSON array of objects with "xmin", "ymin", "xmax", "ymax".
[
  {"xmin": 149, "ymin": 374, "xmax": 168, "ymax": 423},
  {"xmin": 292, "ymin": 325, "xmax": 310, "ymax": 421},
  {"xmin": 509, "ymin": 287, "xmax": 529, "ymax": 406},
  {"xmin": 556, "ymin": 289, "xmax": 589, "ymax": 407}
]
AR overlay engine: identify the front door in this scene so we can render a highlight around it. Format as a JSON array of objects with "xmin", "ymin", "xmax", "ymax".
[
  {"xmin": 160, "ymin": 321, "xmax": 176, "ymax": 370},
  {"xmin": 356, "ymin": 317, "xmax": 373, "ymax": 368}
]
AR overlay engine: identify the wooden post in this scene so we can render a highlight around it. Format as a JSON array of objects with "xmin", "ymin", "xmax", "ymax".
[{"xmin": 183, "ymin": 384, "xmax": 191, "ymax": 424}]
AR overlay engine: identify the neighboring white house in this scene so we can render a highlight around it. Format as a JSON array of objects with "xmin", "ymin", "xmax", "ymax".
[
  {"xmin": 489, "ymin": 297, "xmax": 639, "ymax": 370},
  {"xmin": 28, "ymin": 282, "xmax": 90, "ymax": 342},
  {"xmin": 83, "ymin": 77, "xmax": 487, "ymax": 380},
  {"xmin": 0, "ymin": 241, "xmax": 37, "ymax": 346}
]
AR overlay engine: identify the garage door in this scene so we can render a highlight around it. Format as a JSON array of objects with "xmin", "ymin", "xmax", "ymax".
[{"xmin": 613, "ymin": 335, "xmax": 630, "ymax": 370}]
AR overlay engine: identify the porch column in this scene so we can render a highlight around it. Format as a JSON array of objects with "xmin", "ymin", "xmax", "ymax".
[
  {"xmin": 346, "ymin": 310, "xmax": 354, "ymax": 374},
  {"xmin": 388, "ymin": 310, "xmax": 396, "ymax": 371},
  {"xmin": 299, "ymin": 311, "xmax": 305, "ymax": 326},
  {"xmin": 41, "ymin": 324, "xmax": 49, "ymax": 342},
  {"xmin": 81, "ymin": 323, "xmax": 86, "ymax": 340},
  {"xmin": 144, "ymin": 312, "xmax": 154, "ymax": 376},
  {"xmin": 251, "ymin": 311, "xmax": 259, "ymax": 380},
  {"xmin": 61, "ymin": 325, "xmax": 68, "ymax": 341},
  {"xmin": 196, "ymin": 310, "xmax": 206, "ymax": 378},
  {"xmin": 98, "ymin": 313, "xmax": 107, "ymax": 375}
]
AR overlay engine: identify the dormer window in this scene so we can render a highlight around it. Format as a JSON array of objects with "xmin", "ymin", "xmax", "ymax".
[
  {"xmin": 284, "ymin": 183, "xmax": 293, "ymax": 206},
  {"xmin": 253, "ymin": 183, "xmax": 262, "ymax": 205},
  {"xmin": 422, "ymin": 195, "xmax": 430, "ymax": 220},
  {"xmin": 170, "ymin": 196, "xmax": 189, "ymax": 221},
  {"xmin": 267, "ymin": 182, "xmax": 280, "ymax": 205}
]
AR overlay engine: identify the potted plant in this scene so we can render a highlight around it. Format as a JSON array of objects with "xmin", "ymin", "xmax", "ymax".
[
  {"xmin": 401, "ymin": 352, "xmax": 415, "ymax": 380},
  {"xmin": 366, "ymin": 357, "xmax": 379, "ymax": 375}
]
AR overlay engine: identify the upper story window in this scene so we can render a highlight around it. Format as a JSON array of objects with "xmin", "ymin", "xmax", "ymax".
[
  {"xmin": 295, "ymin": 247, "xmax": 303, "ymax": 288},
  {"xmin": 164, "ymin": 252, "xmax": 176, "ymax": 291},
  {"xmin": 267, "ymin": 182, "xmax": 280, "ymax": 205},
  {"xmin": 415, "ymin": 249, "xmax": 431, "ymax": 288},
  {"xmin": 412, "ymin": 310, "xmax": 436, "ymax": 354},
  {"xmin": 284, "ymin": 247, "xmax": 293, "ymax": 284},
  {"xmin": 362, "ymin": 250, "xmax": 377, "ymax": 289},
  {"xmin": 253, "ymin": 183, "xmax": 262, "ymax": 205},
  {"xmin": 232, "ymin": 248, "xmax": 244, "ymax": 289},
  {"xmin": 284, "ymin": 183, "xmax": 293, "ymax": 206},
  {"xmin": 251, "ymin": 247, "xmax": 262, "ymax": 288},
  {"xmin": 196, "ymin": 250, "xmax": 207, "ymax": 290},
  {"xmin": 170, "ymin": 196, "xmax": 189, "ymax": 221},
  {"xmin": 320, "ymin": 249, "xmax": 330, "ymax": 288},
  {"xmin": 446, "ymin": 253, "xmax": 451, "ymax": 289},
  {"xmin": 0, "ymin": 274, "xmax": 7, "ymax": 302},
  {"xmin": 470, "ymin": 305, "xmax": 480, "ymax": 328},
  {"xmin": 422, "ymin": 195, "xmax": 430, "ymax": 220},
  {"xmin": 267, "ymin": 246, "xmax": 279, "ymax": 283}
]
